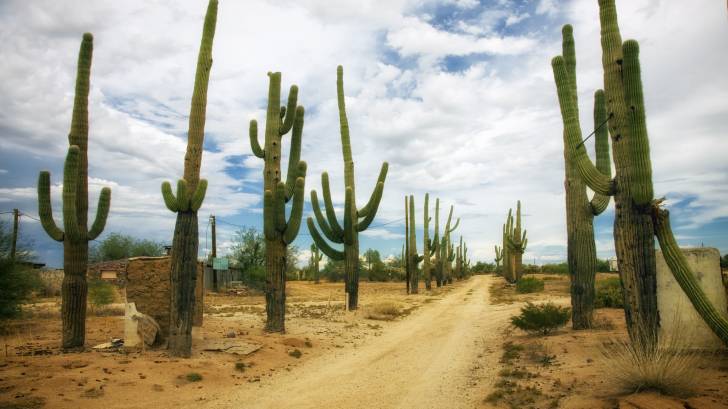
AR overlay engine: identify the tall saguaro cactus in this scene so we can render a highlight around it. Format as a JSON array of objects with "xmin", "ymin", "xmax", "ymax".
[
  {"xmin": 160, "ymin": 0, "xmax": 217, "ymax": 357},
  {"xmin": 422, "ymin": 193, "xmax": 435, "ymax": 290},
  {"xmin": 494, "ymin": 246, "xmax": 503, "ymax": 275},
  {"xmin": 503, "ymin": 202, "xmax": 527, "ymax": 283},
  {"xmin": 552, "ymin": 0, "xmax": 728, "ymax": 345},
  {"xmin": 37, "ymin": 33, "xmax": 111, "ymax": 349},
  {"xmin": 405, "ymin": 195, "xmax": 423, "ymax": 294},
  {"xmin": 307, "ymin": 66, "xmax": 388, "ymax": 310},
  {"xmin": 555, "ymin": 25, "xmax": 613, "ymax": 329},
  {"xmin": 249, "ymin": 71, "xmax": 307, "ymax": 332},
  {"xmin": 310, "ymin": 244, "xmax": 323, "ymax": 284},
  {"xmin": 438, "ymin": 205, "xmax": 459, "ymax": 285}
]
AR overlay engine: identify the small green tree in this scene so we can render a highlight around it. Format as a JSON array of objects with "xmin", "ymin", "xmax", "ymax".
[
  {"xmin": 90, "ymin": 232, "xmax": 164, "ymax": 262},
  {"xmin": 87, "ymin": 279, "xmax": 115, "ymax": 311},
  {"xmin": 0, "ymin": 221, "xmax": 39, "ymax": 319}
]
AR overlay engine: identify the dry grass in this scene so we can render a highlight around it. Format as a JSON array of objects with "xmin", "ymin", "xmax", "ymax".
[
  {"xmin": 601, "ymin": 325, "xmax": 702, "ymax": 397},
  {"xmin": 364, "ymin": 301, "xmax": 404, "ymax": 321}
]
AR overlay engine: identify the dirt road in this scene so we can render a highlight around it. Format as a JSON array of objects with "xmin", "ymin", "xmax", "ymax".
[{"xmin": 210, "ymin": 275, "xmax": 519, "ymax": 409}]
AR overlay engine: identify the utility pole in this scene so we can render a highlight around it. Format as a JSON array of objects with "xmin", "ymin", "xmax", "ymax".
[
  {"xmin": 11, "ymin": 209, "xmax": 19, "ymax": 261},
  {"xmin": 210, "ymin": 214, "xmax": 218, "ymax": 292}
]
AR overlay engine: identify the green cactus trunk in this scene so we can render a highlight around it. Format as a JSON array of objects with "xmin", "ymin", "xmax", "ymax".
[
  {"xmin": 494, "ymin": 246, "xmax": 503, "ymax": 275},
  {"xmin": 552, "ymin": 0, "xmax": 728, "ymax": 346},
  {"xmin": 248, "ymin": 70, "xmax": 307, "ymax": 332},
  {"xmin": 37, "ymin": 33, "xmax": 111, "ymax": 349},
  {"xmin": 310, "ymin": 245, "xmax": 322, "ymax": 284},
  {"xmin": 404, "ymin": 196, "xmax": 410, "ymax": 293},
  {"xmin": 439, "ymin": 205, "xmax": 459, "ymax": 286},
  {"xmin": 160, "ymin": 0, "xmax": 217, "ymax": 357},
  {"xmin": 555, "ymin": 25, "xmax": 614, "ymax": 330},
  {"xmin": 307, "ymin": 66, "xmax": 387, "ymax": 311},
  {"xmin": 433, "ymin": 198, "xmax": 442, "ymax": 287},
  {"xmin": 407, "ymin": 195, "xmax": 420, "ymax": 294},
  {"xmin": 423, "ymin": 194, "xmax": 432, "ymax": 290}
]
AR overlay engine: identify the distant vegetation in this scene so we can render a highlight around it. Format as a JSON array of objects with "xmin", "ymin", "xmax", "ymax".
[{"xmin": 90, "ymin": 232, "xmax": 164, "ymax": 262}]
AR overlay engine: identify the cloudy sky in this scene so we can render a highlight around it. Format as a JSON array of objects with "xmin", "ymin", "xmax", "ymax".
[{"xmin": 1, "ymin": 0, "xmax": 726, "ymax": 268}]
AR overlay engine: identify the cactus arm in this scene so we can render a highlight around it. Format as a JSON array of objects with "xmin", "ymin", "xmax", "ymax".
[
  {"xmin": 356, "ymin": 182, "xmax": 383, "ymax": 232},
  {"xmin": 182, "ymin": 0, "xmax": 217, "ymax": 189},
  {"xmin": 321, "ymin": 172, "xmax": 345, "ymax": 237},
  {"xmin": 285, "ymin": 107, "xmax": 304, "ymax": 200},
  {"xmin": 161, "ymin": 181, "xmax": 180, "ymax": 212},
  {"xmin": 622, "ymin": 40, "xmax": 654, "ymax": 206},
  {"xmin": 283, "ymin": 176, "xmax": 305, "ymax": 244},
  {"xmin": 274, "ymin": 182, "xmax": 287, "ymax": 232},
  {"xmin": 336, "ymin": 65, "xmax": 353, "ymax": 164},
  {"xmin": 61, "ymin": 146, "xmax": 81, "ymax": 243},
  {"xmin": 190, "ymin": 179, "xmax": 207, "ymax": 212},
  {"xmin": 358, "ymin": 162, "xmax": 389, "ymax": 217},
  {"xmin": 249, "ymin": 120, "xmax": 265, "ymax": 159},
  {"xmin": 343, "ymin": 187, "xmax": 354, "ymax": 245},
  {"xmin": 448, "ymin": 217, "xmax": 460, "ymax": 234},
  {"xmin": 307, "ymin": 217, "xmax": 345, "ymax": 261},
  {"xmin": 176, "ymin": 179, "xmax": 189, "ymax": 212},
  {"xmin": 37, "ymin": 171, "xmax": 65, "ymax": 242},
  {"xmin": 310, "ymin": 190, "xmax": 342, "ymax": 243},
  {"xmin": 279, "ymin": 85, "xmax": 298, "ymax": 136},
  {"xmin": 590, "ymin": 89, "xmax": 612, "ymax": 215},
  {"xmin": 87, "ymin": 187, "xmax": 111, "ymax": 240},
  {"xmin": 652, "ymin": 206, "xmax": 728, "ymax": 346}
]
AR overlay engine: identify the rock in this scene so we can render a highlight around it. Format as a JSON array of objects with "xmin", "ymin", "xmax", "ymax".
[
  {"xmin": 125, "ymin": 303, "xmax": 160, "ymax": 347},
  {"xmin": 224, "ymin": 331, "xmax": 236, "ymax": 338}
]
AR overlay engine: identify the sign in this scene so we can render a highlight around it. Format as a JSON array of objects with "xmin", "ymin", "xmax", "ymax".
[{"xmin": 212, "ymin": 257, "xmax": 229, "ymax": 270}]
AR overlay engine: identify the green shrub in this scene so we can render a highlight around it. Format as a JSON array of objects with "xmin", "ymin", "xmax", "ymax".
[
  {"xmin": 510, "ymin": 302, "xmax": 570, "ymax": 335},
  {"xmin": 185, "ymin": 372, "xmax": 203, "ymax": 382},
  {"xmin": 0, "ymin": 259, "xmax": 41, "ymax": 319},
  {"xmin": 242, "ymin": 265, "xmax": 266, "ymax": 290},
  {"xmin": 540, "ymin": 263, "xmax": 569, "ymax": 275},
  {"xmin": 516, "ymin": 277, "xmax": 544, "ymax": 294},
  {"xmin": 88, "ymin": 279, "xmax": 115, "ymax": 310},
  {"xmin": 595, "ymin": 277, "xmax": 624, "ymax": 308}
]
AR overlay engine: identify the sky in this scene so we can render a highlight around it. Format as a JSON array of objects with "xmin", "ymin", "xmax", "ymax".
[{"xmin": 1, "ymin": 0, "xmax": 727, "ymax": 269}]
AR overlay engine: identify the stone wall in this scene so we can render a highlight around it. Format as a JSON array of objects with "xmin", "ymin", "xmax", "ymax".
[
  {"xmin": 87, "ymin": 259, "xmax": 128, "ymax": 287},
  {"xmin": 656, "ymin": 247, "xmax": 728, "ymax": 349}
]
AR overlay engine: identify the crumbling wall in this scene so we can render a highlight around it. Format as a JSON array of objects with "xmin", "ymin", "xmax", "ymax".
[
  {"xmin": 87, "ymin": 259, "xmax": 128, "ymax": 287},
  {"xmin": 124, "ymin": 256, "xmax": 204, "ymax": 340}
]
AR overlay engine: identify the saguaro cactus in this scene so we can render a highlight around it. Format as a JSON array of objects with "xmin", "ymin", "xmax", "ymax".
[
  {"xmin": 432, "ymin": 198, "xmax": 443, "ymax": 287},
  {"xmin": 37, "ymin": 33, "xmax": 111, "ymax": 349},
  {"xmin": 160, "ymin": 0, "xmax": 217, "ymax": 357},
  {"xmin": 422, "ymin": 193, "xmax": 434, "ymax": 290},
  {"xmin": 503, "ymin": 202, "xmax": 527, "ymax": 283},
  {"xmin": 310, "ymin": 244, "xmax": 323, "ymax": 284},
  {"xmin": 494, "ymin": 246, "xmax": 503, "ymax": 275},
  {"xmin": 552, "ymin": 0, "xmax": 728, "ymax": 345},
  {"xmin": 249, "ymin": 71, "xmax": 307, "ymax": 332},
  {"xmin": 406, "ymin": 195, "xmax": 423, "ymax": 294},
  {"xmin": 554, "ymin": 25, "xmax": 613, "ymax": 329},
  {"xmin": 439, "ymin": 205, "xmax": 459, "ymax": 285},
  {"xmin": 307, "ymin": 66, "xmax": 388, "ymax": 310}
]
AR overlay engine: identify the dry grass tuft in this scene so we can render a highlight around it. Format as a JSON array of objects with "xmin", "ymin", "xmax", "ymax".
[
  {"xmin": 364, "ymin": 301, "xmax": 404, "ymax": 321},
  {"xmin": 601, "ymin": 324, "xmax": 702, "ymax": 397}
]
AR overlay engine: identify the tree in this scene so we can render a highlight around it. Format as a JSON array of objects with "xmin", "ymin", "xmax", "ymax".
[
  {"xmin": 230, "ymin": 227, "xmax": 266, "ymax": 288},
  {"xmin": 363, "ymin": 249, "xmax": 387, "ymax": 281},
  {"xmin": 0, "ymin": 221, "xmax": 39, "ymax": 319},
  {"xmin": 720, "ymin": 254, "xmax": 727, "ymax": 270},
  {"xmin": 90, "ymin": 233, "xmax": 164, "ymax": 262},
  {"xmin": 472, "ymin": 261, "xmax": 496, "ymax": 273}
]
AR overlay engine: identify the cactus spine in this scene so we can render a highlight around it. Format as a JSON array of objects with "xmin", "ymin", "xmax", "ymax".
[
  {"xmin": 307, "ymin": 66, "xmax": 388, "ymax": 310},
  {"xmin": 248, "ymin": 71, "xmax": 307, "ymax": 333},
  {"xmin": 552, "ymin": 0, "xmax": 728, "ymax": 345},
  {"xmin": 160, "ymin": 0, "xmax": 217, "ymax": 357},
  {"xmin": 555, "ymin": 24, "xmax": 613, "ymax": 329},
  {"xmin": 309, "ymin": 244, "xmax": 323, "ymax": 284},
  {"xmin": 37, "ymin": 33, "xmax": 111, "ymax": 349}
]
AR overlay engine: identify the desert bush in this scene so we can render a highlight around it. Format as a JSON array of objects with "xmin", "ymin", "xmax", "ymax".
[
  {"xmin": 185, "ymin": 372, "xmax": 203, "ymax": 382},
  {"xmin": 36, "ymin": 270, "xmax": 62, "ymax": 297},
  {"xmin": 87, "ymin": 279, "xmax": 116, "ymax": 311},
  {"xmin": 242, "ymin": 265, "xmax": 266, "ymax": 290},
  {"xmin": 540, "ymin": 263, "xmax": 569, "ymax": 275},
  {"xmin": 364, "ymin": 301, "xmax": 403, "ymax": 321},
  {"xmin": 602, "ymin": 324, "xmax": 700, "ymax": 396},
  {"xmin": 516, "ymin": 277, "xmax": 544, "ymax": 294},
  {"xmin": 595, "ymin": 277, "xmax": 623, "ymax": 308},
  {"xmin": 0, "ymin": 259, "xmax": 41, "ymax": 319},
  {"xmin": 510, "ymin": 302, "xmax": 570, "ymax": 335}
]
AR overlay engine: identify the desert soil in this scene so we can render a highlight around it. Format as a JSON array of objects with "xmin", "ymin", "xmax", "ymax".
[{"xmin": 2, "ymin": 274, "xmax": 727, "ymax": 409}]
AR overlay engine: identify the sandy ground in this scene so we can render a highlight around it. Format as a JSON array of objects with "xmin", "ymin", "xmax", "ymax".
[
  {"xmin": 2, "ymin": 274, "xmax": 727, "ymax": 409},
  {"xmin": 210, "ymin": 275, "xmax": 518, "ymax": 409}
]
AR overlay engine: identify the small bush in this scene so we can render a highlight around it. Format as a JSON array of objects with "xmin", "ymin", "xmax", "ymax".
[
  {"xmin": 88, "ymin": 279, "xmax": 115, "ymax": 311},
  {"xmin": 516, "ymin": 277, "xmax": 544, "ymax": 294},
  {"xmin": 288, "ymin": 349, "xmax": 302, "ymax": 358},
  {"xmin": 595, "ymin": 277, "xmax": 623, "ymax": 308},
  {"xmin": 0, "ymin": 260, "xmax": 41, "ymax": 319},
  {"xmin": 234, "ymin": 362, "xmax": 246, "ymax": 372},
  {"xmin": 510, "ymin": 302, "xmax": 570, "ymax": 335},
  {"xmin": 185, "ymin": 372, "xmax": 203, "ymax": 382}
]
